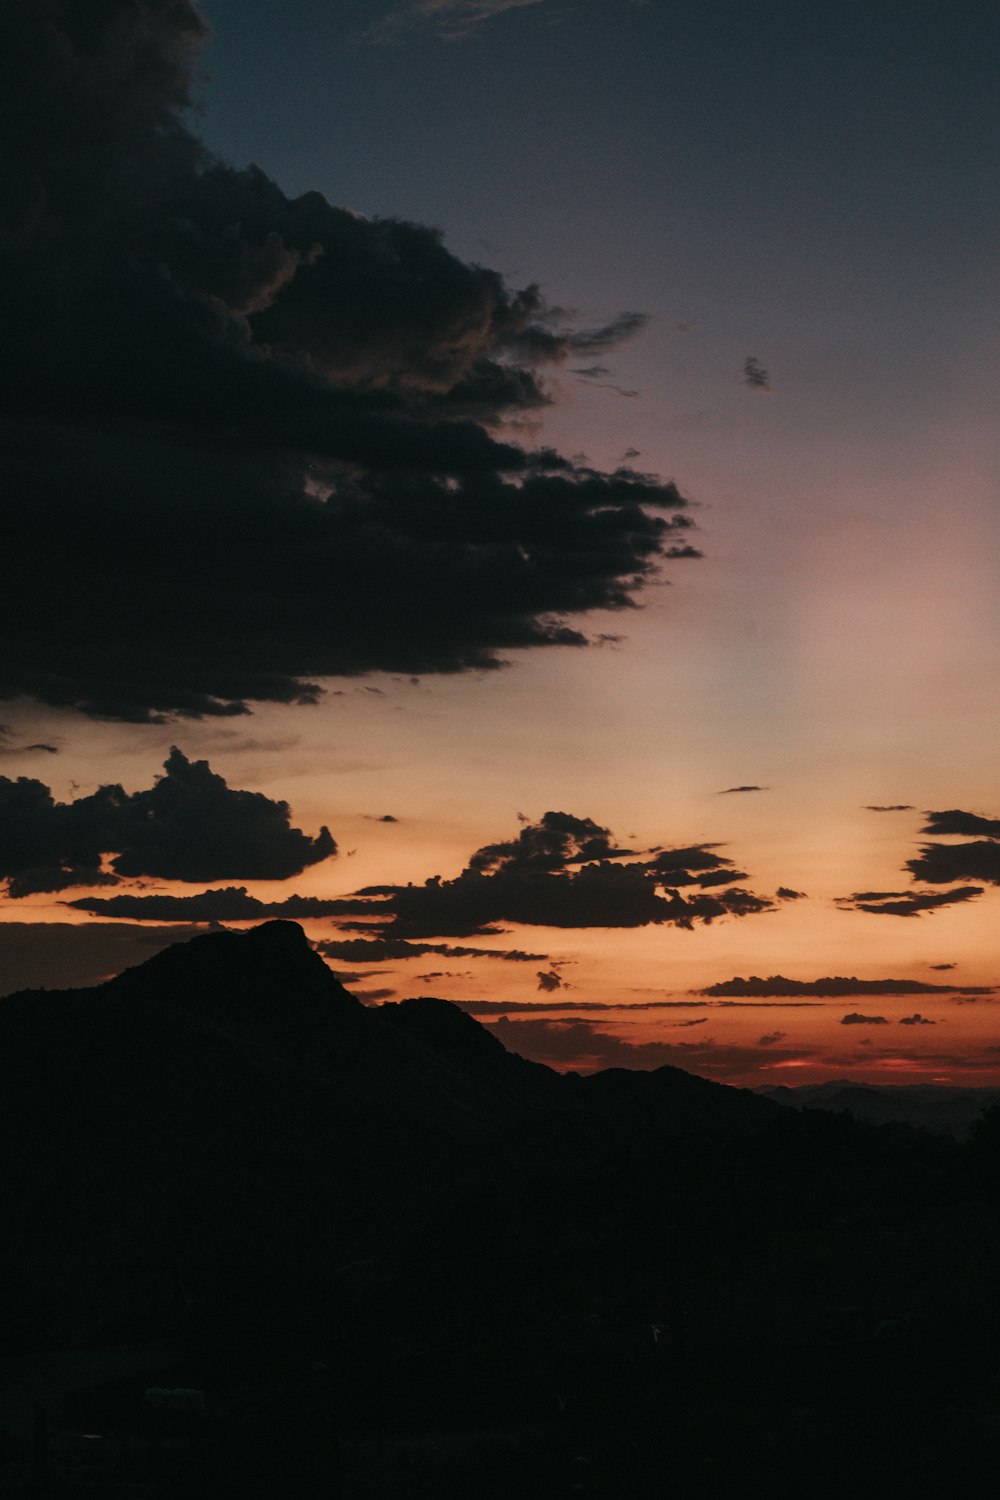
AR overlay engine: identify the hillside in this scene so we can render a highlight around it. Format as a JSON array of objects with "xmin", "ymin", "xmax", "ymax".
[{"xmin": 2, "ymin": 922, "xmax": 998, "ymax": 1497}]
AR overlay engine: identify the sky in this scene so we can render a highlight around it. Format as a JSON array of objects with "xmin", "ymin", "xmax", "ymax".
[{"xmin": 2, "ymin": 0, "xmax": 1000, "ymax": 1085}]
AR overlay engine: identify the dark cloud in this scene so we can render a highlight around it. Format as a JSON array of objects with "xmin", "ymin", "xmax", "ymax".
[
  {"xmin": 906, "ymin": 843, "xmax": 1000, "ymax": 886},
  {"xmin": 337, "ymin": 814, "xmax": 774, "ymax": 937},
  {"xmin": 67, "ymin": 887, "xmax": 376, "ymax": 922},
  {"xmin": 0, "ymin": 747, "xmax": 334, "ymax": 896},
  {"xmin": 929, "ymin": 963, "xmax": 957, "ymax": 971},
  {"xmin": 841, "ymin": 1013, "xmax": 890, "ymax": 1026},
  {"xmin": 0, "ymin": 2, "xmax": 694, "ymax": 724},
  {"xmin": 742, "ymin": 357, "xmax": 771, "ymax": 392},
  {"xmin": 448, "ymin": 999, "xmax": 710, "ymax": 1013},
  {"xmin": 899, "ymin": 1014, "xmax": 936, "ymax": 1026},
  {"xmin": 718, "ymin": 784, "xmax": 767, "ymax": 794},
  {"xmin": 835, "ymin": 887, "xmax": 984, "ymax": 917},
  {"xmin": 776, "ymin": 887, "xmax": 807, "ymax": 900},
  {"xmin": 0, "ymin": 727, "xmax": 60, "ymax": 760},
  {"xmin": 645, "ymin": 845, "xmax": 738, "ymax": 882},
  {"xmin": 864, "ymin": 804, "xmax": 914, "ymax": 812},
  {"xmin": 468, "ymin": 810, "xmax": 631, "ymax": 872},
  {"xmin": 696, "ymin": 867, "xmax": 751, "ymax": 888},
  {"xmin": 758, "ymin": 1032, "xmax": 787, "ymax": 1046},
  {"xmin": 920, "ymin": 809, "xmax": 1000, "ymax": 837},
  {"xmin": 0, "ymin": 921, "xmax": 219, "ymax": 998},
  {"xmin": 700, "ymin": 974, "xmax": 992, "ymax": 998},
  {"xmin": 536, "ymin": 969, "xmax": 563, "ymax": 992},
  {"xmin": 355, "ymin": 863, "xmax": 773, "ymax": 937},
  {"xmin": 364, "ymin": 814, "xmax": 399, "ymax": 823},
  {"xmin": 317, "ymin": 936, "xmax": 545, "ymax": 963}
]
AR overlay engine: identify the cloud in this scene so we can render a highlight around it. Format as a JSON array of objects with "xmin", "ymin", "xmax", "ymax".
[
  {"xmin": 367, "ymin": 0, "xmax": 549, "ymax": 44},
  {"xmin": 899, "ymin": 1014, "xmax": 935, "ymax": 1025},
  {"xmin": 317, "ymin": 937, "xmax": 545, "ymax": 962},
  {"xmin": 0, "ymin": 2, "xmax": 694, "ymax": 724},
  {"xmin": 864, "ymin": 805, "xmax": 914, "ymax": 812},
  {"xmin": 758, "ymin": 1032, "xmax": 787, "ymax": 1046},
  {"xmin": 929, "ymin": 963, "xmax": 956, "ymax": 970},
  {"xmin": 536, "ymin": 969, "xmax": 563, "ymax": 992},
  {"xmin": 449, "ymin": 998, "xmax": 710, "ymax": 1013},
  {"xmin": 776, "ymin": 887, "xmax": 807, "ymax": 900},
  {"xmin": 906, "ymin": 843, "xmax": 1000, "ymax": 886},
  {"xmin": 700, "ymin": 974, "xmax": 992, "ymax": 998},
  {"xmin": 645, "ymin": 845, "xmax": 742, "ymax": 884},
  {"xmin": 715, "ymin": 1000, "xmax": 823, "ymax": 1009},
  {"xmin": 0, "ymin": 921, "xmax": 220, "ymax": 998},
  {"xmin": 920, "ymin": 809, "xmax": 1000, "ymax": 837},
  {"xmin": 0, "ymin": 726, "xmax": 60, "ymax": 760},
  {"xmin": 835, "ymin": 887, "xmax": 984, "ymax": 917},
  {"xmin": 841, "ymin": 1013, "xmax": 890, "ymax": 1025},
  {"xmin": 68, "ymin": 887, "xmax": 376, "ymax": 922},
  {"xmin": 0, "ymin": 747, "xmax": 334, "ymax": 895},
  {"xmin": 482, "ymin": 1014, "xmax": 808, "ymax": 1078},
  {"xmin": 718, "ymin": 784, "xmax": 767, "ymax": 794},
  {"xmin": 347, "ymin": 814, "xmax": 774, "ymax": 937},
  {"xmin": 742, "ymin": 357, "xmax": 771, "ymax": 392},
  {"xmin": 468, "ymin": 810, "xmax": 632, "ymax": 872}
]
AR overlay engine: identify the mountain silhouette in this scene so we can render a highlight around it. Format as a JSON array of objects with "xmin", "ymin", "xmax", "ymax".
[{"xmin": 2, "ymin": 923, "xmax": 999, "ymax": 1497}]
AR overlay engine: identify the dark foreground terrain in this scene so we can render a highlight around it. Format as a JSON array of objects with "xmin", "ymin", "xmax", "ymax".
[{"xmin": 2, "ymin": 922, "xmax": 999, "ymax": 1497}]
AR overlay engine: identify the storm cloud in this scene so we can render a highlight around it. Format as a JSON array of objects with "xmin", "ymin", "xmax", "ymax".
[
  {"xmin": 0, "ymin": 748, "xmax": 334, "ymax": 895},
  {"xmin": 0, "ymin": 1, "xmax": 693, "ymax": 724}
]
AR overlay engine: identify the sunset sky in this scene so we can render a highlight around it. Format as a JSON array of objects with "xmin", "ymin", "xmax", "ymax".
[{"xmin": 3, "ymin": 0, "xmax": 1000, "ymax": 1085}]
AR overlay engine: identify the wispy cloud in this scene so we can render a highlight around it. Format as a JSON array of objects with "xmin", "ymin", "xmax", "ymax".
[
  {"xmin": 742, "ymin": 356, "xmax": 771, "ymax": 392},
  {"xmin": 368, "ymin": 0, "xmax": 549, "ymax": 44}
]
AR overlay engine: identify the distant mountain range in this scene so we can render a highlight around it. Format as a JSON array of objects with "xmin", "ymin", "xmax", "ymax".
[{"xmin": 757, "ymin": 1080, "xmax": 1000, "ymax": 1137}]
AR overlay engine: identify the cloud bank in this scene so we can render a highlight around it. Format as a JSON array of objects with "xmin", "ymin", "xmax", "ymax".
[
  {"xmin": 700, "ymin": 975, "xmax": 992, "ymax": 998},
  {"xmin": 1, "ymin": 1, "xmax": 693, "ymax": 724}
]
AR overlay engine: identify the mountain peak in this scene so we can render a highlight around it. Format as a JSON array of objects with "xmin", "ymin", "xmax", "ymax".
[{"xmin": 242, "ymin": 919, "xmax": 314, "ymax": 955}]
